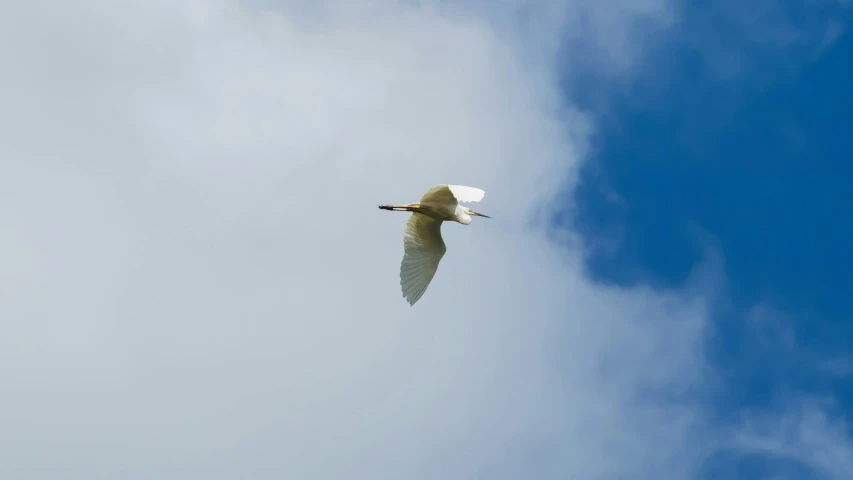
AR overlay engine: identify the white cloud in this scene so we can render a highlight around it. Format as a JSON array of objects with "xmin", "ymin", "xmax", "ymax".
[{"xmin": 0, "ymin": 0, "xmax": 738, "ymax": 478}]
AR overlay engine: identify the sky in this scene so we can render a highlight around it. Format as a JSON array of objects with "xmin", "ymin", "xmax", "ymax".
[{"xmin": 0, "ymin": 0, "xmax": 850, "ymax": 479}]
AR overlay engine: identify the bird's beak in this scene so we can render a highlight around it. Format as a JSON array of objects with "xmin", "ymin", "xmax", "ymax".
[{"xmin": 472, "ymin": 211, "xmax": 490, "ymax": 218}]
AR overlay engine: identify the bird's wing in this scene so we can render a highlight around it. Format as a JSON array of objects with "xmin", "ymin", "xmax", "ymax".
[
  {"xmin": 400, "ymin": 213, "xmax": 446, "ymax": 306},
  {"xmin": 447, "ymin": 184, "xmax": 485, "ymax": 203},
  {"xmin": 420, "ymin": 184, "xmax": 485, "ymax": 205}
]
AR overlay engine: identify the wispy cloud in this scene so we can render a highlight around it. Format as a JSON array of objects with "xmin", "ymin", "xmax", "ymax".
[
  {"xmin": 728, "ymin": 399, "xmax": 853, "ymax": 479},
  {"xmin": 815, "ymin": 20, "xmax": 846, "ymax": 57}
]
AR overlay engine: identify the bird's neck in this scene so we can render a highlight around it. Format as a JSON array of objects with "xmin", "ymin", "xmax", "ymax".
[{"xmin": 455, "ymin": 213, "xmax": 472, "ymax": 225}]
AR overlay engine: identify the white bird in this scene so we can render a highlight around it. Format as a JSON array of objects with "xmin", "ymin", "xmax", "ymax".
[{"xmin": 379, "ymin": 184, "xmax": 490, "ymax": 305}]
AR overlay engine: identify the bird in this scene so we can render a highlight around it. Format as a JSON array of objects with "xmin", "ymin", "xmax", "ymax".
[{"xmin": 379, "ymin": 184, "xmax": 490, "ymax": 306}]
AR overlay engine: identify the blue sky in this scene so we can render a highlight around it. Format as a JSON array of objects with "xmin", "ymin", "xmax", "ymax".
[{"xmin": 564, "ymin": 1, "xmax": 853, "ymax": 477}]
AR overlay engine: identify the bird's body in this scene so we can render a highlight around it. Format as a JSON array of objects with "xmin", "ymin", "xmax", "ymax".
[{"xmin": 379, "ymin": 184, "xmax": 489, "ymax": 305}]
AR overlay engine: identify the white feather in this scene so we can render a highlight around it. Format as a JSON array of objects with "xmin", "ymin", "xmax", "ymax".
[
  {"xmin": 419, "ymin": 184, "xmax": 485, "ymax": 205},
  {"xmin": 400, "ymin": 213, "xmax": 446, "ymax": 305}
]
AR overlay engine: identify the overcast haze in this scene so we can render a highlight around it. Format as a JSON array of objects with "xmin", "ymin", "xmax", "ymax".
[{"xmin": 5, "ymin": 0, "xmax": 848, "ymax": 479}]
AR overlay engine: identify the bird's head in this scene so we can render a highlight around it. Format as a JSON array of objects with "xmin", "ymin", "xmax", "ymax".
[{"xmin": 463, "ymin": 207, "xmax": 490, "ymax": 220}]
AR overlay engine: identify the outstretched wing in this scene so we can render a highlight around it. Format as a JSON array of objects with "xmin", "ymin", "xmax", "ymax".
[
  {"xmin": 419, "ymin": 184, "xmax": 485, "ymax": 206},
  {"xmin": 400, "ymin": 213, "xmax": 446, "ymax": 306}
]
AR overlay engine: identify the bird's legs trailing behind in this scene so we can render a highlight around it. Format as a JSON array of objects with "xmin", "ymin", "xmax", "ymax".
[{"xmin": 378, "ymin": 204, "xmax": 422, "ymax": 212}]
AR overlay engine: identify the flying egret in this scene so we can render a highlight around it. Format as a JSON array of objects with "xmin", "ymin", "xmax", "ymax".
[{"xmin": 379, "ymin": 184, "xmax": 490, "ymax": 306}]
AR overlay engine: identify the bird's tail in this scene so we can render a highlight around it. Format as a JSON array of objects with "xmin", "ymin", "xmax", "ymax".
[{"xmin": 378, "ymin": 204, "xmax": 421, "ymax": 212}]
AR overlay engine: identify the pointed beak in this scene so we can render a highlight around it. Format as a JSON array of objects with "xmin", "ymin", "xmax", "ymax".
[{"xmin": 472, "ymin": 211, "xmax": 490, "ymax": 218}]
